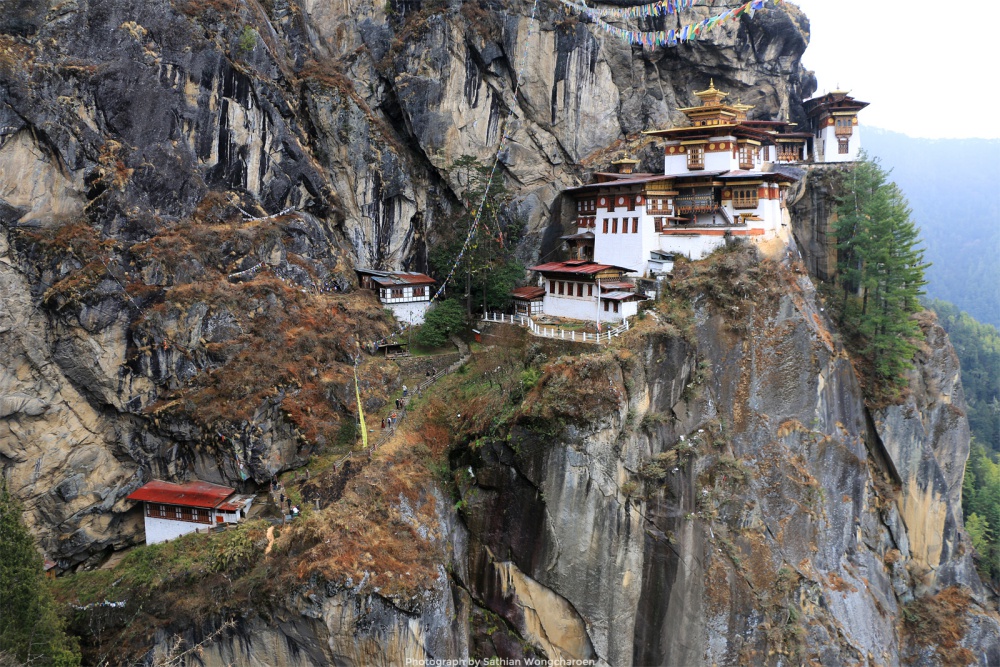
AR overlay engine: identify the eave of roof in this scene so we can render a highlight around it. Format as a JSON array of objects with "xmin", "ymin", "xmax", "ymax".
[
  {"xmin": 600, "ymin": 291, "xmax": 645, "ymax": 301},
  {"xmin": 511, "ymin": 286, "xmax": 546, "ymax": 300},
  {"xmin": 529, "ymin": 261, "xmax": 636, "ymax": 275},
  {"xmin": 563, "ymin": 175, "xmax": 675, "ymax": 193}
]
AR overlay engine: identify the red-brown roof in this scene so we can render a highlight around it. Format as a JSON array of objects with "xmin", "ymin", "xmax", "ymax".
[
  {"xmin": 511, "ymin": 286, "xmax": 545, "ymax": 300},
  {"xmin": 127, "ymin": 480, "xmax": 235, "ymax": 509},
  {"xmin": 356, "ymin": 269, "xmax": 436, "ymax": 286},
  {"xmin": 529, "ymin": 261, "xmax": 635, "ymax": 275}
]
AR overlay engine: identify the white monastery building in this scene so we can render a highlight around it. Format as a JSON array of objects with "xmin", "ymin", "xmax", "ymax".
[
  {"xmin": 127, "ymin": 480, "xmax": 254, "ymax": 544},
  {"xmin": 521, "ymin": 81, "xmax": 867, "ymax": 324},
  {"xmin": 356, "ymin": 269, "xmax": 438, "ymax": 325},
  {"xmin": 804, "ymin": 91, "xmax": 869, "ymax": 163}
]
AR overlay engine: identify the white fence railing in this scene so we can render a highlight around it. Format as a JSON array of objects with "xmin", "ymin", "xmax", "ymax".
[{"xmin": 481, "ymin": 312, "xmax": 629, "ymax": 343}]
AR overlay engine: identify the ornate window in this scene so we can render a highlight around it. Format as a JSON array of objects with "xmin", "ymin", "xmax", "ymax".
[
  {"xmin": 687, "ymin": 145, "xmax": 705, "ymax": 170},
  {"xmin": 732, "ymin": 186, "xmax": 758, "ymax": 210},
  {"xmin": 738, "ymin": 144, "xmax": 755, "ymax": 170},
  {"xmin": 391, "ymin": 288, "xmax": 404, "ymax": 298},
  {"xmin": 835, "ymin": 117, "xmax": 854, "ymax": 136},
  {"xmin": 413, "ymin": 286, "xmax": 425, "ymax": 297},
  {"xmin": 838, "ymin": 138, "xmax": 850, "ymax": 154}
]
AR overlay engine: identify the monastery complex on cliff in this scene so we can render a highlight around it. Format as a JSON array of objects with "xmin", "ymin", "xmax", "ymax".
[{"xmin": 520, "ymin": 82, "xmax": 868, "ymax": 324}]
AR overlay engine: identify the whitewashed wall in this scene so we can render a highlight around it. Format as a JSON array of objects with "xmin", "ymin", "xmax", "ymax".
[
  {"xmin": 388, "ymin": 300, "xmax": 431, "ymax": 325},
  {"xmin": 143, "ymin": 515, "xmax": 208, "ymax": 544}
]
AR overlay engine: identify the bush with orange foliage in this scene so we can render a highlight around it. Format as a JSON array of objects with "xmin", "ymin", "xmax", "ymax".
[{"xmin": 902, "ymin": 586, "xmax": 976, "ymax": 666}]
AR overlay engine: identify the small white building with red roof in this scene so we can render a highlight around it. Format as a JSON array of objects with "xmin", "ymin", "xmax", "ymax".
[
  {"xmin": 127, "ymin": 480, "xmax": 254, "ymax": 544},
  {"xmin": 511, "ymin": 286, "xmax": 545, "ymax": 316},
  {"xmin": 356, "ymin": 269, "xmax": 438, "ymax": 325},
  {"xmin": 528, "ymin": 260, "xmax": 644, "ymax": 323}
]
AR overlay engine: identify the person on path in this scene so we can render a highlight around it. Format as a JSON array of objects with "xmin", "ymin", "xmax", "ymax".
[
  {"xmin": 381, "ymin": 418, "xmax": 386, "ymax": 429},
  {"xmin": 402, "ymin": 385, "xmax": 407, "ymax": 396}
]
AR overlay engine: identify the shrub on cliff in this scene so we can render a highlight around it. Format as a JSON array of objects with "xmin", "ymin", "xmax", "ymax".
[
  {"xmin": 0, "ymin": 483, "xmax": 80, "ymax": 666},
  {"xmin": 415, "ymin": 298, "xmax": 466, "ymax": 348}
]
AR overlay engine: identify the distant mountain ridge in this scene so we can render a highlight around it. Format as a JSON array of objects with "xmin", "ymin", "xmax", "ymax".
[{"xmin": 864, "ymin": 127, "xmax": 1000, "ymax": 327}]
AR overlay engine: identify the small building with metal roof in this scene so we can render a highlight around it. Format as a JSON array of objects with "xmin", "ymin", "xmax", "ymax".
[
  {"xmin": 527, "ymin": 260, "xmax": 643, "ymax": 322},
  {"xmin": 355, "ymin": 269, "xmax": 438, "ymax": 325},
  {"xmin": 127, "ymin": 480, "xmax": 254, "ymax": 544},
  {"xmin": 511, "ymin": 286, "xmax": 545, "ymax": 316}
]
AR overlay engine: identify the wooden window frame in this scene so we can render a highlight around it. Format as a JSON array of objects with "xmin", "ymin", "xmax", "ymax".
[
  {"xmin": 588, "ymin": 284, "xmax": 593, "ymax": 297},
  {"xmin": 687, "ymin": 145, "xmax": 705, "ymax": 170},
  {"xmin": 603, "ymin": 219, "xmax": 609, "ymax": 234},
  {"xmin": 632, "ymin": 218, "xmax": 639, "ymax": 234},
  {"xmin": 549, "ymin": 281, "xmax": 555, "ymax": 294},
  {"xmin": 577, "ymin": 283, "xmax": 584, "ymax": 297},
  {"xmin": 838, "ymin": 138, "xmax": 850, "ymax": 154},
  {"xmin": 731, "ymin": 186, "xmax": 759, "ymax": 210},
  {"xmin": 558, "ymin": 282, "xmax": 564, "ymax": 295},
  {"xmin": 413, "ymin": 286, "xmax": 425, "ymax": 297}
]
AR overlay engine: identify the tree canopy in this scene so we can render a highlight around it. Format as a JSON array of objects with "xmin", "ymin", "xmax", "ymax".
[
  {"xmin": 430, "ymin": 155, "xmax": 526, "ymax": 315},
  {"xmin": 415, "ymin": 298, "xmax": 466, "ymax": 349},
  {"xmin": 834, "ymin": 154, "xmax": 930, "ymax": 398},
  {"xmin": 0, "ymin": 483, "xmax": 80, "ymax": 666}
]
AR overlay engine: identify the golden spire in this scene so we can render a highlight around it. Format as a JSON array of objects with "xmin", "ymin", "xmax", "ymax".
[{"xmin": 694, "ymin": 79, "xmax": 728, "ymax": 106}]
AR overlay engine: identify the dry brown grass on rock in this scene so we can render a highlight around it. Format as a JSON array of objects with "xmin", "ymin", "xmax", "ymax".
[
  {"xmin": 902, "ymin": 586, "xmax": 977, "ymax": 666},
  {"xmin": 280, "ymin": 450, "xmax": 444, "ymax": 600}
]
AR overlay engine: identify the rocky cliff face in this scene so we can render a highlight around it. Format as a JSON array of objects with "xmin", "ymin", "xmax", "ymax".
[
  {"xmin": 0, "ymin": 0, "xmax": 815, "ymax": 568},
  {"xmin": 5, "ymin": 0, "xmax": 999, "ymax": 664}
]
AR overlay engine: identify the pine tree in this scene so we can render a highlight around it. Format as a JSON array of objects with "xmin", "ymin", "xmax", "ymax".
[
  {"xmin": 834, "ymin": 154, "xmax": 930, "ymax": 394},
  {"xmin": 0, "ymin": 483, "xmax": 80, "ymax": 666}
]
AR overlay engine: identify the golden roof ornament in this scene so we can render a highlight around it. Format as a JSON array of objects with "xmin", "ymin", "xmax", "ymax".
[{"xmin": 694, "ymin": 79, "xmax": 729, "ymax": 106}]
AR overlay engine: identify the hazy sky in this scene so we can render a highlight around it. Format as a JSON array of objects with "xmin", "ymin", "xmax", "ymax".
[{"xmin": 788, "ymin": 0, "xmax": 999, "ymax": 139}]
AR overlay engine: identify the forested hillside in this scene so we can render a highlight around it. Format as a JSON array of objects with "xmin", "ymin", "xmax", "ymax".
[
  {"xmin": 928, "ymin": 299, "xmax": 1000, "ymax": 582},
  {"xmin": 865, "ymin": 128, "xmax": 1000, "ymax": 327}
]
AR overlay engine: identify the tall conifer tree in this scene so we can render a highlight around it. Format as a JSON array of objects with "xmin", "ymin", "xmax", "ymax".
[
  {"xmin": 834, "ymin": 154, "xmax": 930, "ymax": 390},
  {"xmin": 0, "ymin": 483, "xmax": 80, "ymax": 666}
]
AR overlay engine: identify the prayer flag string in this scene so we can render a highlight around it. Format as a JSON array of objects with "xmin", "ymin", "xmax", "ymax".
[{"xmin": 562, "ymin": 0, "xmax": 780, "ymax": 49}]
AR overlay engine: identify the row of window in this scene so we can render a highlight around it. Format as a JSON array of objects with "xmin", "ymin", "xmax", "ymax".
[
  {"xmin": 685, "ymin": 144, "xmax": 770, "ymax": 170},
  {"xmin": 601, "ymin": 217, "xmax": 640, "ymax": 235},
  {"xmin": 146, "ymin": 504, "xmax": 213, "ymax": 524},
  {"xmin": 604, "ymin": 300, "xmax": 621, "ymax": 313},
  {"xmin": 549, "ymin": 281, "xmax": 595, "ymax": 298},
  {"xmin": 382, "ymin": 286, "xmax": 426, "ymax": 299},
  {"xmin": 577, "ymin": 196, "xmax": 675, "ymax": 214}
]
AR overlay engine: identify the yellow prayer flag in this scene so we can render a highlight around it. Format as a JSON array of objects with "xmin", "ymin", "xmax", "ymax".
[{"xmin": 354, "ymin": 364, "xmax": 368, "ymax": 449}]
